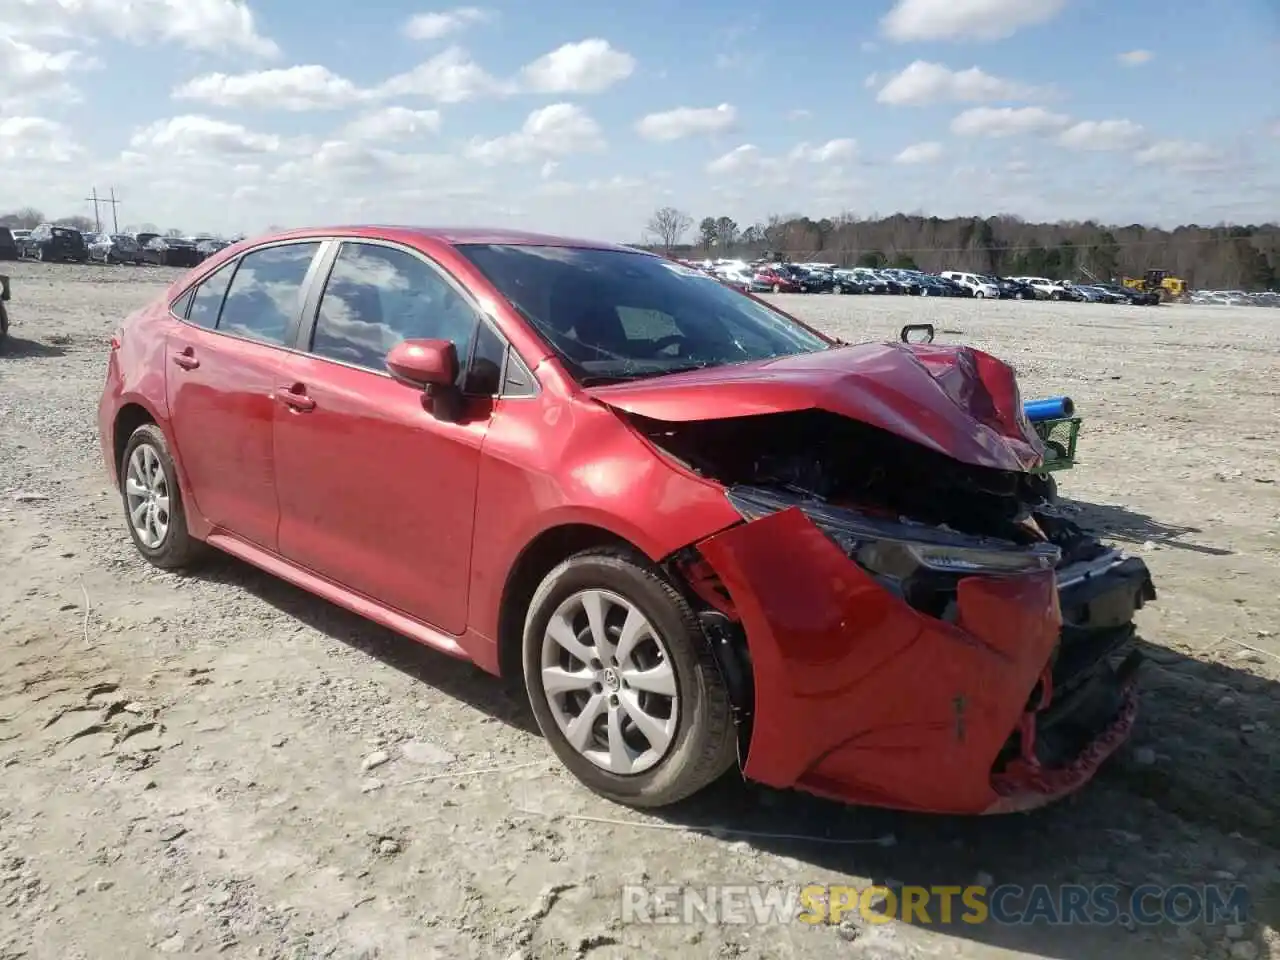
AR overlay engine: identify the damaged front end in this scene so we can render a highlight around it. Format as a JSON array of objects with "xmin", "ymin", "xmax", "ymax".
[{"xmin": 648, "ymin": 408, "xmax": 1156, "ymax": 815}]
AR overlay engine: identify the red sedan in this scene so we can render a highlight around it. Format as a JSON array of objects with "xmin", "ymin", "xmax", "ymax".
[{"xmin": 98, "ymin": 226, "xmax": 1155, "ymax": 814}]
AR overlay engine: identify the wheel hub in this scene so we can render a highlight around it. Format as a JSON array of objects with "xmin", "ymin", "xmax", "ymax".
[{"xmin": 539, "ymin": 588, "xmax": 679, "ymax": 775}]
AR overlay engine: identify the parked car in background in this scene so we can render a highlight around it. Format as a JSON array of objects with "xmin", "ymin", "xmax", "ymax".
[
  {"xmin": 750, "ymin": 266, "xmax": 802, "ymax": 293},
  {"xmin": 88, "ymin": 234, "xmax": 143, "ymax": 264},
  {"xmin": 19, "ymin": 223, "xmax": 90, "ymax": 262},
  {"xmin": 940, "ymin": 271, "xmax": 1000, "ymax": 298},
  {"xmin": 97, "ymin": 224, "xmax": 1156, "ymax": 815},
  {"xmin": 993, "ymin": 277, "xmax": 1038, "ymax": 300},
  {"xmin": 1072, "ymin": 284, "xmax": 1128, "ymax": 304},
  {"xmin": 140, "ymin": 235, "xmax": 202, "ymax": 268},
  {"xmin": 10, "ymin": 229, "xmax": 30, "ymax": 249},
  {"xmin": 881, "ymin": 269, "xmax": 925, "ymax": 295},
  {"xmin": 1096, "ymin": 283, "xmax": 1158, "ymax": 305},
  {"xmin": 195, "ymin": 238, "xmax": 231, "ymax": 261},
  {"xmin": 0, "ymin": 227, "xmax": 18, "ymax": 260},
  {"xmin": 829, "ymin": 271, "xmax": 870, "ymax": 293},
  {"xmin": 715, "ymin": 267, "xmax": 754, "ymax": 292},
  {"xmin": 1011, "ymin": 276, "xmax": 1072, "ymax": 300}
]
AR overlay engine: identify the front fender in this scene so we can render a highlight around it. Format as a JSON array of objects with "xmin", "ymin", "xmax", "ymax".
[{"xmin": 696, "ymin": 507, "xmax": 1063, "ymax": 815}]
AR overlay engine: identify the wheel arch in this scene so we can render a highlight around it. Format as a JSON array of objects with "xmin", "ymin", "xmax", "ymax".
[
  {"xmin": 113, "ymin": 401, "xmax": 160, "ymax": 477},
  {"xmin": 496, "ymin": 523, "xmax": 641, "ymax": 685}
]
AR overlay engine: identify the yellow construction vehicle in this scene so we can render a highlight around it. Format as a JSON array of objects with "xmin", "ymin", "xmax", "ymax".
[{"xmin": 1122, "ymin": 269, "xmax": 1187, "ymax": 301}]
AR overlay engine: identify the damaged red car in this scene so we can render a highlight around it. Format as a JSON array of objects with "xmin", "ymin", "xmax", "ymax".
[{"xmin": 97, "ymin": 227, "xmax": 1156, "ymax": 814}]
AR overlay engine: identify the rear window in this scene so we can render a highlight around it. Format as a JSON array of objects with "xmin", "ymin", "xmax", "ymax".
[{"xmin": 52, "ymin": 227, "xmax": 77, "ymax": 237}]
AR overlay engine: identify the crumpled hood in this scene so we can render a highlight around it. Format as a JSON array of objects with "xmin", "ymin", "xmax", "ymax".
[{"xmin": 584, "ymin": 342, "xmax": 1044, "ymax": 472}]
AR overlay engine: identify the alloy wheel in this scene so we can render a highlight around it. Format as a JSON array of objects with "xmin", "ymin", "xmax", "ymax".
[
  {"xmin": 539, "ymin": 588, "xmax": 678, "ymax": 775},
  {"xmin": 124, "ymin": 443, "xmax": 170, "ymax": 548}
]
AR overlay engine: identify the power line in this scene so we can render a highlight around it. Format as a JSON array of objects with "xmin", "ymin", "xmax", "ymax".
[{"xmin": 84, "ymin": 187, "xmax": 122, "ymax": 234}]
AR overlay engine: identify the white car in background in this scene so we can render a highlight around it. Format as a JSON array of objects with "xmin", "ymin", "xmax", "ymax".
[
  {"xmin": 940, "ymin": 271, "xmax": 1000, "ymax": 298},
  {"xmin": 1009, "ymin": 276, "xmax": 1072, "ymax": 300}
]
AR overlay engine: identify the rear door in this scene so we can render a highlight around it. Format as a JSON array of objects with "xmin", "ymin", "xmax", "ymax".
[
  {"xmin": 164, "ymin": 240, "xmax": 326, "ymax": 549},
  {"xmin": 272, "ymin": 239, "xmax": 501, "ymax": 634}
]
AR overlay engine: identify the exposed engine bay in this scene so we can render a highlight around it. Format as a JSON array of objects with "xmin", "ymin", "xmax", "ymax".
[
  {"xmin": 642, "ymin": 407, "xmax": 1157, "ymax": 795},
  {"xmin": 629, "ymin": 408, "xmax": 1054, "ymax": 542}
]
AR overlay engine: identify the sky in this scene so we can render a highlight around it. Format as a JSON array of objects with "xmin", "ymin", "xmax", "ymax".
[{"xmin": 1, "ymin": 0, "xmax": 1278, "ymax": 241}]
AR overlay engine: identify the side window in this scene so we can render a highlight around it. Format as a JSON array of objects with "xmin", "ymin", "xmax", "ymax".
[
  {"xmin": 310, "ymin": 242, "xmax": 479, "ymax": 371},
  {"xmin": 185, "ymin": 261, "xmax": 235, "ymax": 328},
  {"xmin": 171, "ymin": 288, "xmax": 195, "ymax": 319},
  {"xmin": 218, "ymin": 242, "xmax": 320, "ymax": 345},
  {"xmin": 465, "ymin": 320, "xmax": 505, "ymax": 395}
]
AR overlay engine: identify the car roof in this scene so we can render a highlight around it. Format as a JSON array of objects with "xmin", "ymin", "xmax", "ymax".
[{"xmin": 248, "ymin": 225, "xmax": 641, "ymax": 253}]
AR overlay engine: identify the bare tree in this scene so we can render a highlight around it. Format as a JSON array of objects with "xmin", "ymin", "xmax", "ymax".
[
  {"xmin": 646, "ymin": 207, "xmax": 692, "ymax": 253},
  {"xmin": 164, "ymin": 227, "xmax": 184, "ymax": 237},
  {"xmin": 0, "ymin": 207, "xmax": 46, "ymax": 229}
]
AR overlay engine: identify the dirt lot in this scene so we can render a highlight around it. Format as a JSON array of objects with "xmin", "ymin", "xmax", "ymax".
[{"xmin": 1, "ymin": 260, "xmax": 1278, "ymax": 960}]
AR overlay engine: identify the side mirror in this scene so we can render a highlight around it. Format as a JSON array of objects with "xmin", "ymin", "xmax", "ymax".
[
  {"xmin": 386, "ymin": 338, "xmax": 463, "ymax": 421},
  {"xmin": 900, "ymin": 323, "xmax": 934, "ymax": 344},
  {"xmin": 386, "ymin": 338, "xmax": 458, "ymax": 389}
]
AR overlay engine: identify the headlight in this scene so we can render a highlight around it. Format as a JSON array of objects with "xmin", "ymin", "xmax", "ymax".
[{"xmin": 727, "ymin": 488, "xmax": 1059, "ymax": 579}]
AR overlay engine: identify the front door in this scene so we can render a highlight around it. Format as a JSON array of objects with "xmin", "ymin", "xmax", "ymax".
[
  {"xmin": 272, "ymin": 240, "xmax": 490, "ymax": 635},
  {"xmin": 164, "ymin": 241, "xmax": 323, "ymax": 550}
]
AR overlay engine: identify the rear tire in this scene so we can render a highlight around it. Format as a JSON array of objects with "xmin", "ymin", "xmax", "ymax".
[
  {"xmin": 120, "ymin": 424, "xmax": 205, "ymax": 570},
  {"xmin": 522, "ymin": 548, "xmax": 738, "ymax": 808}
]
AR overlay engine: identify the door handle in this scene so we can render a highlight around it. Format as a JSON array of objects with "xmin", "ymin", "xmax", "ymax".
[
  {"xmin": 172, "ymin": 348, "xmax": 199, "ymax": 370},
  {"xmin": 276, "ymin": 385, "xmax": 316, "ymax": 412}
]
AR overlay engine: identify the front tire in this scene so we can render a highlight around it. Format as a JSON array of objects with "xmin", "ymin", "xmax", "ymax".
[
  {"xmin": 523, "ymin": 548, "xmax": 737, "ymax": 808},
  {"xmin": 120, "ymin": 423, "xmax": 204, "ymax": 569}
]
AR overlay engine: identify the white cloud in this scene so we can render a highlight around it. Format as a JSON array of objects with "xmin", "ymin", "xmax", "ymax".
[
  {"xmin": 876, "ymin": 61, "xmax": 1039, "ymax": 106},
  {"xmin": 1117, "ymin": 49, "xmax": 1153, "ymax": 66},
  {"xmin": 1134, "ymin": 139, "xmax": 1227, "ymax": 172},
  {"xmin": 464, "ymin": 103, "xmax": 604, "ymax": 164},
  {"xmin": 894, "ymin": 141, "xmax": 944, "ymax": 163},
  {"xmin": 1057, "ymin": 119, "xmax": 1146, "ymax": 151},
  {"xmin": 790, "ymin": 138, "xmax": 858, "ymax": 163},
  {"xmin": 0, "ymin": 115, "xmax": 80, "ymax": 161},
  {"xmin": 881, "ymin": 0, "xmax": 1067, "ymax": 42},
  {"xmin": 706, "ymin": 139, "xmax": 854, "ymax": 185},
  {"xmin": 520, "ymin": 39, "xmax": 634, "ymax": 94},
  {"xmin": 788, "ymin": 108, "xmax": 811, "ymax": 121},
  {"xmin": 635, "ymin": 104, "xmax": 736, "ymax": 141},
  {"xmin": 378, "ymin": 45, "xmax": 510, "ymax": 102},
  {"xmin": 951, "ymin": 106, "xmax": 1070, "ymax": 136},
  {"xmin": 342, "ymin": 106, "xmax": 441, "ymax": 141},
  {"xmin": 402, "ymin": 7, "xmax": 492, "ymax": 40},
  {"xmin": 173, "ymin": 66, "xmax": 366, "ymax": 111},
  {"xmin": 0, "ymin": 37, "xmax": 93, "ymax": 104},
  {"xmin": 130, "ymin": 115, "xmax": 285, "ymax": 155},
  {"xmin": 0, "ymin": 0, "xmax": 278, "ymax": 56}
]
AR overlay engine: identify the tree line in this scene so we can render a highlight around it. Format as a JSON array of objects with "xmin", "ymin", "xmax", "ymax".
[
  {"xmin": 0, "ymin": 207, "xmax": 185, "ymax": 237},
  {"xmin": 644, "ymin": 207, "xmax": 1279, "ymax": 291}
]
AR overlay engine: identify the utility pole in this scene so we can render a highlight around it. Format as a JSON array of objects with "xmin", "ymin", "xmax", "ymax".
[
  {"xmin": 105, "ymin": 188, "xmax": 121, "ymax": 234},
  {"xmin": 85, "ymin": 187, "xmax": 122, "ymax": 234},
  {"xmin": 84, "ymin": 187, "xmax": 102, "ymax": 232}
]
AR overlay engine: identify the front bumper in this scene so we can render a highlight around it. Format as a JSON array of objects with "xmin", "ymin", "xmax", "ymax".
[{"xmin": 694, "ymin": 508, "xmax": 1155, "ymax": 815}]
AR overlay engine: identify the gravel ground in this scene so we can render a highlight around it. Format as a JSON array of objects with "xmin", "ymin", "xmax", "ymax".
[{"xmin": 1, "ymin": 261, "xmax": 1278, "ymax": 960}]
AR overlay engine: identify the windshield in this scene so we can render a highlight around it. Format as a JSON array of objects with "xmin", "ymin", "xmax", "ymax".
[{"xmin": 454, "ymin": 244, "xmax": 830, "ymax": 383}]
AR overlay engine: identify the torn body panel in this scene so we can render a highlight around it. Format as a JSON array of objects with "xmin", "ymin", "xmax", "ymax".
[
  {"xmin": 693, "ymin": 498, "xmax": 1154, "ymax": 815},
  {"xmin": 587, "ymin": 341, "xmax": 1042, "ymax": 472}
]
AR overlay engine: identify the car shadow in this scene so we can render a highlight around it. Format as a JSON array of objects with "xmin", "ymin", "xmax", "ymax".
[
  {"xmin": 177, "ymin": 501, "xmax": 1276, "ymax": 960},
  {"xmin": 0, "ymin": 335, "xmax": 68, "ymax": 358},
  {"xmin": 186, "ymin": 552, "xmax": 541, "ymax": 737},
  {"xmin": 1063, "ymin": 497, "xmax": 1233, "ymax": 556}
]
